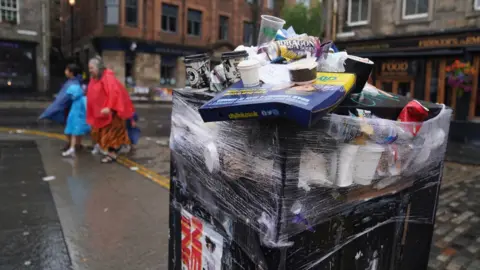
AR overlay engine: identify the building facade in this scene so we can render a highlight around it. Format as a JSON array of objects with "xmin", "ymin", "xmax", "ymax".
[
  {"xmin": 61, "ymin": 0, "xmax": 316, "ymax": 93},
  {"xmin": 0, "ymin": 0, "xmax": 50, "ymax": 92},
  {"xmin": 333, "ymin": 0, "xmax": 480, "ymax": 141}
]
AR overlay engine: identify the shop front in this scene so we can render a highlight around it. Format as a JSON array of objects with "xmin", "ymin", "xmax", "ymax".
[
  {"xmin": 335, "ymin": 29, "xmax": 480, "ymax": 142},
  {"xmin": 0, "ymin": 40, "xmax": 37, "ymax": 92}
]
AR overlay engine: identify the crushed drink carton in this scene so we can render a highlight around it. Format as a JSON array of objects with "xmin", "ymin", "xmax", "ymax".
[{"xmin": 199, "ymin": 72, "xmax": 356, "ymax": 127}]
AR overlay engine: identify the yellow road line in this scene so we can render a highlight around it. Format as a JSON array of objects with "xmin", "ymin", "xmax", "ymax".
[{"xmin": 0, "ymin": 127, "xmax": 170, "ymax": 189}]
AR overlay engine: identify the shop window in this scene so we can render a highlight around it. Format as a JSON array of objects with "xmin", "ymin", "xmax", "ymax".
[
  {"xmin": 125, "ymin": 0, "xmax": 138, "ymax": 27},
  {"xmin": 0, "ymin": 0, "xmax": 19, "ymax": 24},
  {"xmin": 187, "ymin": 9, "xmax": 202, "ymax": 37},
  {"xmin": 402, "ymin": 0, "xmax": 428, "ymax": 20},
  {"xmin": 429, "ymin": 59, "xmax": 440, "ymax": 103},
  {"xmin": 267, "ymin": 0, "xmax": 274, "ymax": 9},
  {"xmin": 297, "ymin": 0, "xmax": 311, "ymax": 7},
  {"xmin": 105, "ymin": 0, "xmax": 119, "ymax": 25},
  {"xmin": 219, "ymin": 16, "xmax": 229, "ymax": 40},
  {"xmin": 161, "ymin": 57, "xmax": 177, "ymax": 86},
  {"xmin": 243, "ymin": 22, "xmax": 254, "ymax": 46},
  {"xmin": 347, "ymin": 0, "xmax": 370, "ymax": 26},
  {"xmin": 162, "ymin": 3, "xmax": 178, "ymax": 33},
  {"xmin": 397, "ymin": 82, "xmax": 411, "ymax": 97},
  {"xmin": 475, "ymin": 0, "xmax": 480, "ymax": 11}
]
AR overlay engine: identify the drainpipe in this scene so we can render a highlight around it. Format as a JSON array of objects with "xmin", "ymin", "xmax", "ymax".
[
  {"xmin": 332, "ymin": 0, "xmax": 338, "ymax": 42},
  {"xmin": 181, "ymin": 0, "xmax": 186, "ymax": 44},
  {"xmin": 41, "ymin": 0, "xmax": 48, "ymax": 91}
]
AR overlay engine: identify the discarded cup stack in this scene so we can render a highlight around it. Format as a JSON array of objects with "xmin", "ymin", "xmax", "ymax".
[{"xmin": 171, "ymin": 14, "xmax": 453, "ymax": 270}]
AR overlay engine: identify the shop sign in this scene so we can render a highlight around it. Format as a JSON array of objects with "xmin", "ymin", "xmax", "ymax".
[
  {"xmin": 379, "ymin": 60, "xmax": 416, "ymax": 77},
  {"xmin": 339, "ymin": 32, "xmax": 480, "ymax": 52},
  {"xmin": 418, "ymin": 35, "xmax": 480, "ymax": 48}
]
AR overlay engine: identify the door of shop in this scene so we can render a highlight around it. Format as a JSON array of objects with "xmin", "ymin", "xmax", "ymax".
[{"xmin": 375, "ymin": 79, "xmax": 415, "ymax": 98}]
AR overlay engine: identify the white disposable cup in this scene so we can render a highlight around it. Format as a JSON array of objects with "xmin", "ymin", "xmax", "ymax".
[
  {"xmin": 257, "ymin": 15, "xmax": 286, "ymax": 47},
  {"xmin": 354, "ymin": 144, "xmax": 384, "ymax": 185},
  {"xmin": 237, "ymin": 59, "xmax": 261, "ymax": 87},
  {"xmin": 336, "ymin": 144, "xmax": 359, "ymax": 187}
]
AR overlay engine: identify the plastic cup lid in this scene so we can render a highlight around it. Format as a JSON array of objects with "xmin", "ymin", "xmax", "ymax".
[{"xmin": 237, "ymin": 59, "xmax": 260, "ymax": 69}]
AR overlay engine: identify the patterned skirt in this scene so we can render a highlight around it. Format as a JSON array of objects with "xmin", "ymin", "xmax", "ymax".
[{"xmin": 91, "ymin": 114, "xmax": 131, "ymax": 152}]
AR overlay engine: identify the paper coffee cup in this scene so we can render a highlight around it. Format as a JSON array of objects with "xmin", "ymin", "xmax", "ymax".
[
  {"xmin": 221, "ymin": 50, "xmax": 249, "ymax": 86},
  {"xmin": 354, "ymin": 144, "xmax": 384, "ymax": 185},
  {"xmin": 237, "ymin": 59, "xmax": 261, "ymax": 87},
  {"xmin": 184, "ymin": 53, "xmax": 211, "ymax": 89}
]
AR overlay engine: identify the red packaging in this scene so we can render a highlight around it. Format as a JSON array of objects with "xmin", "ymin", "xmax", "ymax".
[{"xmin": 397, "ymin": 100, "xmax": 429, "ymax": 136}]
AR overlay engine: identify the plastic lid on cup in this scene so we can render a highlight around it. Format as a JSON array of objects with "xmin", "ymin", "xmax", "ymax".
[
  {"xmin": 237, "ymin": 59, "xmax": 260, "ymax": 70},
  {"xmin": 184, "ymin": 53, "xmax": 209, "ymax": 64}
]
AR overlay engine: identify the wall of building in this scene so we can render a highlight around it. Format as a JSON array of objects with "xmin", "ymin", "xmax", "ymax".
[
  {"xmin": 0, "ymin": 0, "xmax": 50, "ymax": 92},
  {"xmin": 336, "ymin": 0, "xmax": 480, "ymax": 41}
]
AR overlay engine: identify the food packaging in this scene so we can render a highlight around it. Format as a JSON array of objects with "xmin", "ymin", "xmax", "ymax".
[
  {"xmin": 266, "ymin": 36, "xmax": 321, "ymax": 61},
  {"xmin": 288, "ymin": 58, "xmax": 317, "ymax": 85},
  {"xmin": 397, "ymin": 100, "xmax": 429, "ymax": 136}
]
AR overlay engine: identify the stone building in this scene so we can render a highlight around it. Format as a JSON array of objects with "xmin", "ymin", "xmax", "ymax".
[
  {"xmin": 332, "ymin": 0, "xmax": 480, "ymax": 141},
  {"xmin": 61, "ymin": 0, "xmax": 320, "ymax": 92},
  {"xmin": 0, "ymin": 0, "xmax": 50, "ymax": 92}
]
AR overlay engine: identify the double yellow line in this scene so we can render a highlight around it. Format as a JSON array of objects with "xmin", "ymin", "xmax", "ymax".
[{"xmin": 0, "ymin": 127, "xmax": 170, "ymax": 189}]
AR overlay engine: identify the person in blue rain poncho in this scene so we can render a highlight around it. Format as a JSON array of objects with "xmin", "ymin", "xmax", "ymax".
[
  {"xmin": 59, "ymin": 63, "xmax": 91, "ymax": 157},
  {"xmin": 39, "ymin": 63, "xmax": 86, "ymax": 151}
]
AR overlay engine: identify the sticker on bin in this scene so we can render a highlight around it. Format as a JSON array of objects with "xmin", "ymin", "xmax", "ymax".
[{"xmin": 199, "ymin": 72, "xmax": 356, "ymax": 127}]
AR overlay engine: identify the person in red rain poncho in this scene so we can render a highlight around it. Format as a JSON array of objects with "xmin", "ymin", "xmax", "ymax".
[{"xmin": 86, "ymin": 56, "xmax": 135, "ymax": 163}]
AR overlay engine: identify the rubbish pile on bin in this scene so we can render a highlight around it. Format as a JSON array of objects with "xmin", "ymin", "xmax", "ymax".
[{"xmin": 170, "ymin": 15, "xmax": 452, "ymax": 270}]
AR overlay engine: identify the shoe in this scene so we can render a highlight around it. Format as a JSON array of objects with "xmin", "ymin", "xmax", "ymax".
[
  {"xmin": 91, "ymin": 144, "xmax": 101, "ymax": 155},
  {"xmin": 62, "ymin": 148, "xmax": 75, "ymax": 157},
  {"xmin": 118, "ymin": 145, "xmax": 132, "ymax": 154}
]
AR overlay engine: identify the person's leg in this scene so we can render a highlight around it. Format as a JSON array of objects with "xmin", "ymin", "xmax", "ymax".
[
  {"xmin": 75, "ymin": 136, "xmax": 83, "ymax": 151},
  {"xmin": 62, "ymin": 136, "xmax": 76, "ymax": 157},
  {"xmin": 62, "ymin": 135, "xmax": 71, "ymax": 151}
]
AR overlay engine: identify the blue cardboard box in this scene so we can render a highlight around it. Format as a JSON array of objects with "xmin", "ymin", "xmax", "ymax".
[{"xmin": 199, "ymin": 72, "xmax": 356, "ymax": 127}]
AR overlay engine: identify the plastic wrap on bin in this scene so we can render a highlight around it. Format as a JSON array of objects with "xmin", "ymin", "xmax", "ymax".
[{"xmin": 170, "ymin": 87, "xmax": 452, "ymax": 269}]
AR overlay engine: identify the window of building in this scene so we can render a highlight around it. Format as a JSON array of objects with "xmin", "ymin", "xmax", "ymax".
[
  {"xmin": 219, "ymin": 16, "xmax": 229, "ymax": 40},
  {"xmin": 187, "ymin": 9, "xmax": 202, "ymax": 37},
  {"xmin": 0, "ymin": 0, "xmax": 19, "ymax": 24},
  {"xmin": 162, "ymin": 4, "xmax": 178, "ymax": 32},
  {"xmin": 267, "ymin": 0, "xmax": 274, "ymax": 9},
  {"xmin": 475, "ymin": 0, "xmax": 480, "ymax": 11},
  {"xmin": 105, "ymin": 0, "xmax": 119, "ymax": 25},
  {"xmin": 245, "ymin": 0, "xmax": 253, "ymax": 4},
  {"xmin": 296, "ymin": 0, "xmax": 311, "ymax": 7},
  {"xmin": 125, "ymin": 51, "xmax": 135, "ymax": 88},
  {"xmin": 347, "ymin": 0, "xmax": 369, "ymax": 26},
  {"xmin": 125, "ymin": 0, "xmax": 138, "ymax": 27},
  {"xmin": 243, "ymin": 22, "xmax": 254, "ymax": 46},
  {"xmin": 402, "ymin": 0, "xmax": 428, "ymax": 20},
  {"xmin": 161, "ymin": 57, "xmax": 177, "ymax": 86}
]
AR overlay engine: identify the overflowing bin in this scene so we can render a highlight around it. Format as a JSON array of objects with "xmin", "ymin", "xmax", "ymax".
[{"xmin": 168, "ymin": 16, "xmax": 452, "ymax": 270}]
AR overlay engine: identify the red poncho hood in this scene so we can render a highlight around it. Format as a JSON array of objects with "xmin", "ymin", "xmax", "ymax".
[{"xmin": 86, "ymin": 69, "xmax": 135, "ymax": 128}]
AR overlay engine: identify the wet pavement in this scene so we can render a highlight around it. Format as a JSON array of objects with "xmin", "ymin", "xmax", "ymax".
[
  {"xmin": 0, "ymin": 134, "xmax": 169, "ymax": 270},
  {"xmin": 1, "ymin": 101, "xmax": 480, "ymax": 269}
]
